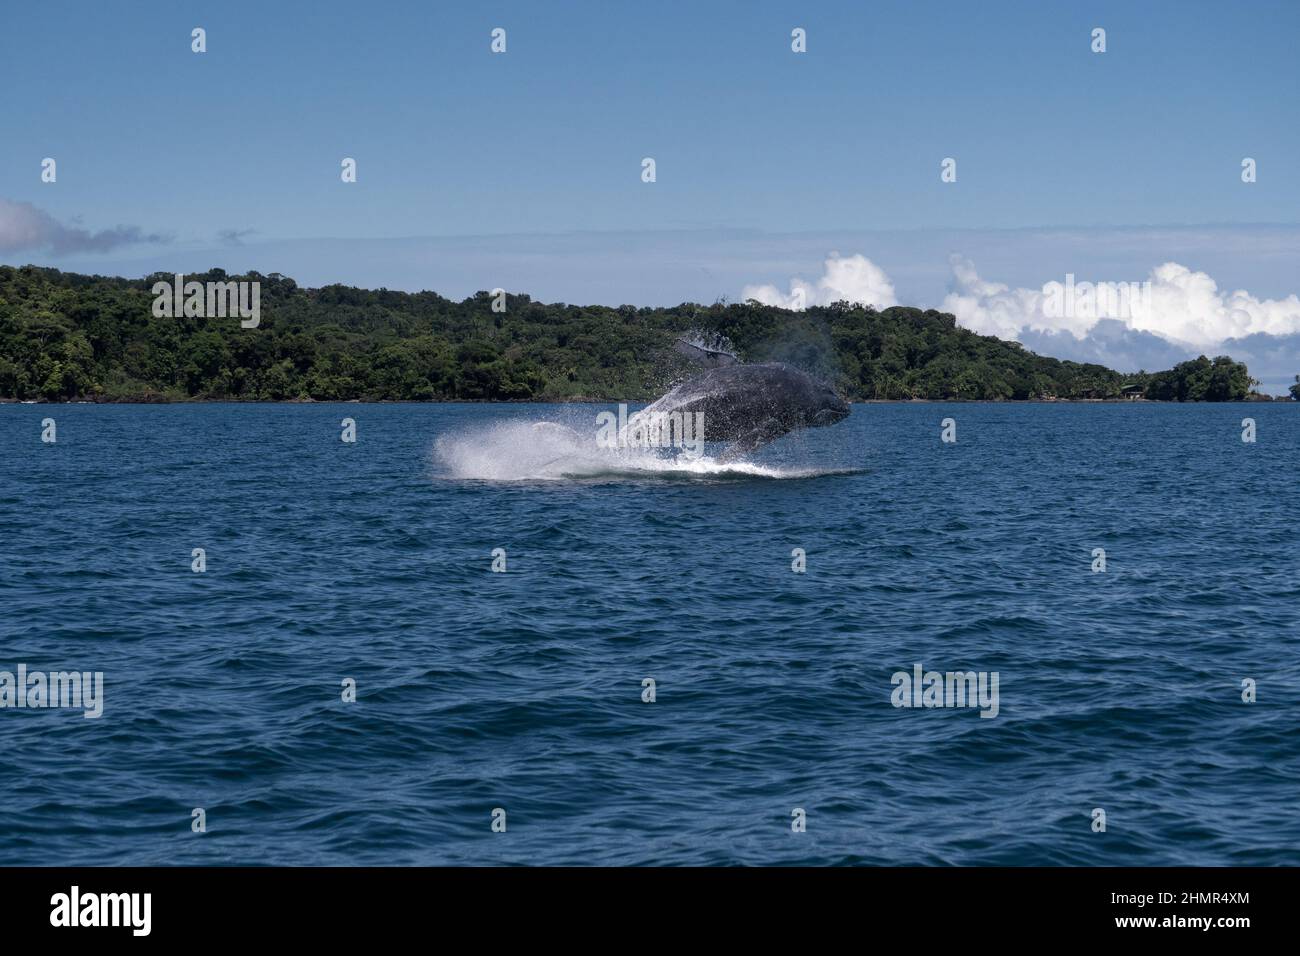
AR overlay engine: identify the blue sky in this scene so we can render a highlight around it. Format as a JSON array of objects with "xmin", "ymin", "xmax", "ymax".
[{"xmin": 3, "ymin": 0, "xmax": 1299, "ymax": 388}]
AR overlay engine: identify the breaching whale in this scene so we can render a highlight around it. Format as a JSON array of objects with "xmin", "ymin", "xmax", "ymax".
[{"xmin": 630, "ymin": 362, "xmax": 850, "ymax": 459}]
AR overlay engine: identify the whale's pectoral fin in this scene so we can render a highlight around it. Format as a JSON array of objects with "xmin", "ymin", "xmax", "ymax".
[{"xmin": 718, "ymin": 419, "xmax": 787, "ymax": 461}]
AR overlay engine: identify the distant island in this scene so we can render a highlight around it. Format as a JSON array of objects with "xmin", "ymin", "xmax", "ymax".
[{"xmin": 1, "ymin": 265, "xmax": 1293, "ymax": 403}]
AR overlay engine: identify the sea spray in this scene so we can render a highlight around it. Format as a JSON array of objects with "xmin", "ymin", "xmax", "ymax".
[{"xmin": 430, "ymin": 417, "xmax": 848, "ymax": 482}]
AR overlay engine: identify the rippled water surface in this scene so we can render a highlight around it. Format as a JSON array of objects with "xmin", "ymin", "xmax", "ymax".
[{"xmin": 1, "ymin": 402, "xmax": 1297, "ymax": 865}]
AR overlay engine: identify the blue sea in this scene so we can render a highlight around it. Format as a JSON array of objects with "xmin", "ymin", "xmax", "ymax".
[{"xmin": 1, "ymin": 402, "xmax": 1296, "ymax": 866}]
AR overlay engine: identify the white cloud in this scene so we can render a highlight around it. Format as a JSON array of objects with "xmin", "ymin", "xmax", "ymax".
[
  {"xmin": 738, "ymin": 251, "xmax": 1300, "ymax": 393},
  {"xmin": 742, "ymin": 253, "xmax": 898, "ymax": 311},
  {"xmin": 943, "ymin": 255, "xmax": 1300, "ymax": 349}
]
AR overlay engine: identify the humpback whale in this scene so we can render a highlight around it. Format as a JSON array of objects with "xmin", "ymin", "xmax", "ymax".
[{"xmin": 630, "ymin": 362, "xmax": 850, "ymax": 459}]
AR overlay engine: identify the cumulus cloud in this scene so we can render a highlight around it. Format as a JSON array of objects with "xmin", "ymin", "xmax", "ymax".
[
  {"xmin": 742, "ymin": 253, "xmax": 898, "ymax": 310},
  {"xmin": 741, "ymin": 251, "xmax": 1300, "ymax": 392},
  {"xmin": 0, "ymin": 198, "xmax": 167, "ymax": 256},
  {"xmin": 941, "ymin": 256, "xmax": 1300, "ymax": 392},
  {"xmin": 942, "ymin": 255, "xmax": 1300, "ymax": 349}
]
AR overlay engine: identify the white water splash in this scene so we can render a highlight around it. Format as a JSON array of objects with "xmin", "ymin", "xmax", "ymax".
[{"xmin": 432, "ymin": 419, "xmax": 849, "ymax": 482}]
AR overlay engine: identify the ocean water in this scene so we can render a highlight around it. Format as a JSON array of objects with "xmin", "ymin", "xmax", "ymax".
[{"xmin": 1, "ymin": 401, "xmax": 1297, "ymax": 866}]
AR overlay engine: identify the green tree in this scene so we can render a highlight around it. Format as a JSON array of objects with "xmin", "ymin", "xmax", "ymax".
[{"xmin": 0, "ymin": 264, "xmax": 1260, "ymax": 405}]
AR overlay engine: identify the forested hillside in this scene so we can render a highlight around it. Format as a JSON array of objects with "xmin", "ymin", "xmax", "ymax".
[{"xmin": 0, "ymin": 265, "xmax": 1261, "ymax": 402}]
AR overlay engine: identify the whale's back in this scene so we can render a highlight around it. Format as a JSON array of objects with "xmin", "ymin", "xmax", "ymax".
[{"xmin": 638, "ymin": 363, "xmax": 848, "ymax": 447}]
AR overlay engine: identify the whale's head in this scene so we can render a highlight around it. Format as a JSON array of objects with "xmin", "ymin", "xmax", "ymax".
[{"xmin": 805, "ymin": 378, "xmax": 851, "ymax": 428}]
